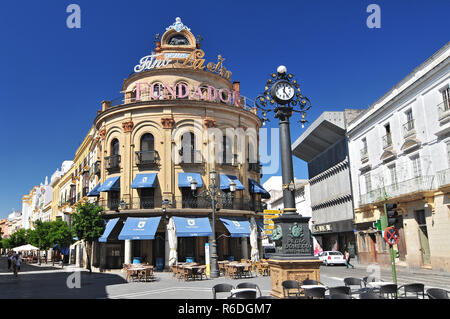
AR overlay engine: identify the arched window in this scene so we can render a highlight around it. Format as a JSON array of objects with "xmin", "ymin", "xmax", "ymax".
[
  {"xmin": 141, "ymin": 133, "xmax": 154, "ymax": 152},
  {"xmin": 180, "ymin": 132, "xmax": 196, "ymax": 163},
  {"xmin": 176, "ymin": 82, "xmax": 189, "ymax": 99},
  {"xmin": 222, "ymin": 135, "xmax": 233, "ymax": 164},
  {"xmin": 111, "ymin": 139, "xmax": 119, "ymax": 156}
]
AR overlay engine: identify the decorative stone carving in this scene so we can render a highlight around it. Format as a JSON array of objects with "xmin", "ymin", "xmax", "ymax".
[
  {"xmin": 122, "ymin": 120, "xmax": 134, "ymax": 133},
  {"xmin": 161, "ymin": 117, "xmax": 175, "ymax": 128},
  {"xmin": 203, "ymin": 118, "xmax": 216, "ymax": 128},
  {"xmin": 99, "ymin": 128, "xmax": 106, "ymax": 140}
]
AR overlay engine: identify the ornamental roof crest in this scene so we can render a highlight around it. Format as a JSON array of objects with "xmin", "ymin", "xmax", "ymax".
[{"xmin": 166, "ymin": 17, "xmax": 190, "ymax": 32}]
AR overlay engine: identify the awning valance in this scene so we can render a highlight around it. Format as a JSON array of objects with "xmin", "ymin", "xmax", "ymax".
[
  {"xmin": 99, "ymin": 218, "xmax": 120, "ymax": 242},
  {"xmin": 248, "ymin": 179, "xmax": 270, "ymax": 199},
  {"xmin": 178, "ymin": 173, "xmax": 203, "ymax": 188},
  {"xmin": 219, "ymin": 174, "xmax": 245, "ymax": 190},
  {"xmin": 118, "ymin": 217, "xmax": 162, "ymax": 240},
  {"xmin": 99, "ymin": 176, "xmax": 120, "ymax": 192},
  {"xmin": 131, "ymin": 173, "xmax": 157, "ymax": 189},
  {"xmin": 219, "ymin": 217, "xmax": 251, "ymax": 237},
  {"xmin": 172, "ymin": 216, "xmax": 212, "ymax": 237},
  {"xmin": 87, "ymin": 182, "xmax": 101, "ymax": 197}
]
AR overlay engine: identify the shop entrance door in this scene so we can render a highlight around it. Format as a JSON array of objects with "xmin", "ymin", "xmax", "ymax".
[{"xmin": 415, "ymin": 210, "xmax": 431, "ymax": 266}]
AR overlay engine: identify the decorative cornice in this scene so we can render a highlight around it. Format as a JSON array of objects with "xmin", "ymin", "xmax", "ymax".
[
  {"xmin": 122, "ymin": 120, "xmax": 134, "ymax": 133},
  {"xmin": 161, "ymin": 117, "xmax": 175, "ymax": 129}
]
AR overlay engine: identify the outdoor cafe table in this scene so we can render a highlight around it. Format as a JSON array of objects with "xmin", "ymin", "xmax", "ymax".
[
  {"xmin": 126, "ymin": 265, "xmax": 154, "ymax": 282},
  {"xmin": 367, "ymin": 281, "xmax": 395, "ymax": 289},
  {"xmin": 225, "ymin": 263, "xmax": 247, "ymax": 279}
]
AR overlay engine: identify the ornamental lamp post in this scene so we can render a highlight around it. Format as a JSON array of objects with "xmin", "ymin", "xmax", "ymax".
[
  {"xmin": 189, "ymin": 171, "xmax": 235, "ymax": 278},
  {"xmin": 254, "ymin": 65, "xmax": 316, "ymax": 260}
]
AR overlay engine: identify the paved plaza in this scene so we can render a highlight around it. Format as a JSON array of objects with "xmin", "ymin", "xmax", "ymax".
[{"xmin": 1, "ymin": 256, "xmax": 450, "ymax": 299}]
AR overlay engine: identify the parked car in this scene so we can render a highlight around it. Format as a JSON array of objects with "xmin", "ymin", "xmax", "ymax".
[{"xmin": 319, "ymin": 251, "xmax": 346, "ymax": 266}]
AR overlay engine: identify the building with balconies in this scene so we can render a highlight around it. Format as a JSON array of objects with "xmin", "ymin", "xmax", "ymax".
[
  {"xmin": 52, "ymin": 18, "xmax": 270, "ymax": 270},
  {"xmin": 347, "ymin": 42, "xmax": 450, "ymax": 271},
  {"xmin": 292, "ymin": 110, "xmax": 363, "ymax": 257}
]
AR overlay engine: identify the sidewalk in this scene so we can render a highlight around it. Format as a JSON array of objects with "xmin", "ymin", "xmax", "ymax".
[{"xmin": 351, "ymin": 258, "xmax": 450, "ymax": 278}]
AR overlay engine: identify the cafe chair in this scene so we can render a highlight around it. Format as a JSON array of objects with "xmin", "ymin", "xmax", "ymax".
[
  {"xmin": 344, "ymin": 277, "xmax": 365, "ymax": 294},
  {"xmin": 426, "ymin": 288, "xmax": 450, "ymax": 299},
  {"xmin": 236, "ymin": 282, "xmax": 262, "ymax": 297},
  {"xmin": 282, "ymin": 280, "xmax": 301, "ymax": 298},
  {"xmin": 329, "ymin": 293, "xmax": 353, "ymax": 299},
  {"xmin": 328, "ymin": 286, "xmax": 351, "ymax": 296},
  {"xmin": 304, "ymin": 287, "xmax": 326, "ymax": 299},
  {"xmin": 359, "ymin": 292, "xmax": 384, "ymax": 299},
  {"xmin": 228, "ymin": 290, "xmax": 257, "ymax": 299},
  {"xmin": 379, "ymin": 284, "xmax": 398, "ymax": 299},
  {"xmin": 212, "ymin": 283, "xmax": 234, "ymax": 299},
  {"xmin": 397, "ymin": 283, "xmax": 425, "ymax": 299}
]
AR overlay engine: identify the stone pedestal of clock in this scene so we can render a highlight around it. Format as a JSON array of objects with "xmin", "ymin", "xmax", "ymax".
[{"xmin": 267, "ymin": 213, "xmax": 322, "ymax": 299}]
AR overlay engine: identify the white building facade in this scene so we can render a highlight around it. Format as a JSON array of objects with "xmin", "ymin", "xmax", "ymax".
[{"xmin": 347, "ymin": 43, "xmax": 450, "ymax": 271}]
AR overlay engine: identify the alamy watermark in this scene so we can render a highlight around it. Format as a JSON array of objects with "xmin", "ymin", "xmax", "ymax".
[
  {"xmin": 66, "ymin": 4, "xmax": 81, "ymax": 29},
  {"xmin": 366, "ymin": 4, "xmax": 381, "ymax": 29}
]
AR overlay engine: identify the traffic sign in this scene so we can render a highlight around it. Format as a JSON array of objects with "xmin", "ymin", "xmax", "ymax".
[{"xmin": 384, "ymin": 226, "xmax": 399, "ymax": 245}]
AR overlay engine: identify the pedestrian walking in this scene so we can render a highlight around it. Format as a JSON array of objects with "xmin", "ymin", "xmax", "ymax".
[
  {"xmin": 344, "ymin": 249, "xmax": 354, "ymax": 269},
  {"xmin": 7, "ymin": 252, "xmax": 12, "ymax": 270},
  {"xmin": 12, "ymin": 253, "xmax": 22, "ymax": 277}
]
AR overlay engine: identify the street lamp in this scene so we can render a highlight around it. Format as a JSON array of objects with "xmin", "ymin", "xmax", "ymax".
[
  {"xmin": 254, "ymin": 65, "xmax": 315, "ymax": 259},
  {"xmin": 189, "ymin": 170, "xmax": 236, "ymax": 278}
]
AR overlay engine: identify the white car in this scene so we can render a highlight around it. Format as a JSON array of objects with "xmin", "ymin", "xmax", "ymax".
[{"xmin": 319, "ymin": 251, "xmax": 346, "ymax": 266}]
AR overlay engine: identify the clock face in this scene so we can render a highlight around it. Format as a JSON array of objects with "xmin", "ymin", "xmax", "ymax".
[{"xmin": 275, "ymin": 82, "xmax": 295, "ymax": 101}]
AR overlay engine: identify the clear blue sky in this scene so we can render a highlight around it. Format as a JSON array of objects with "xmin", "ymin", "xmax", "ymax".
[{"xmin": 1, "ymin": 0, "xmax": 449, "ymax": 218}]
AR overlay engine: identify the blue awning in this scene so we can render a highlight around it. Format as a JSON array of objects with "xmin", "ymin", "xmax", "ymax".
[
  {"xmin": 219, "ymin": 174, "xmax": 245, "ymax": 190},
  {"xmin": 98, "ymin": 176, "xmax": 120, "ymax": 192},
  {"xmin": 172, "ymin": 217, "xmax": 212, "ymax": 237},
  {"xmin": 219, "ymin": 217, "xmax": 251, "ymax": 237},
  {"xmin": 249, "ymin": 179, "xmax": 271, "ymax": 199},
  {"xmin": 131, "ymin": 173, "xmax": 157, "ymax": 189},
  {"xmin": 87, "ymin": 182, "xmax": 101, "ymax": 197},
  {"xmin": 98, "ymin": 218, "xmax": 120, "ymax": 242},
  {"xmin": 178, "ymin": 173, "xmax": 203, "ymax": 188},
  {"xmin": 118, "ymin": 216, "xmax": 161, "ymax": 240}
]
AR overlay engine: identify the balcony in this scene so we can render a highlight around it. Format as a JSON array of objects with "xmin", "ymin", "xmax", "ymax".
[
  {"xmin": 248, "ymin": 161, "xmax": 262, "ymax": 173},
  {"xmin": 93, "ymin": 161, "xmax": 101, "ymax": 176},
  {"xmin": 222, "ymin": 154, "xmax": 239, "ymax": 167},
  {"xmin": 402, "ymin": 119, "xmax": 416, "ymax": 138},
  {"xmin": 438, "ymin": 99, "xmax": 450, "ymax": 124},
  {"xmin": 68, "ymin": 197, "xmax": 76, "ymax": 206},
  {"xmin": 105, "ymin": 155, "xmax": 121, "ymax": 172},
  {"xmin": 359, "ymin": 175, "xmax": 435, "ymax": 206},
  {"xmin": 437, "ymin": 168, "xmax": 450, "ymax": 188},
  {"xmin": 360, "ymin": 147, "xmax": 368, "ymax": 163},
  {"xmin": 135, "ymin": 150, "xmax": 160, "ymax": 166},
  {"xmin": 97, "ymin": 196, "xmax": 263, "ymax": 212},
  {"xmin": 382, "ymin": 134, "xmax": 392, "ymax": 149}
]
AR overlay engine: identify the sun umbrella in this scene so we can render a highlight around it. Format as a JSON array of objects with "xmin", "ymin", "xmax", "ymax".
[
  {"xmin": 13, "ymin": 244, "xmax": 39, "ymax": 252},
  {"xmin": 167, "ymin": 217, "xmax": 178, "ymax": 266},
  {"xmin": 250, "ymin": 217, "xmax": 260, "ymax": 263}
]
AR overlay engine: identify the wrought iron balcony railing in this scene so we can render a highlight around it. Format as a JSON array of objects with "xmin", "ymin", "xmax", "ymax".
[
  {"xmin": 438, "ymin": 99, "xmax": 450, "ymax": 122},
  {"xmin": 402, "ymin": 119, "xmax": 415, "ymax": 138},
  {"xmin": 105, "ymin": 155, "xmax": 121, "ymax": 171},
  {"xmin": 97, "ymin": 196, "xmax": 263, "ymax": 212},
  {"xmin": 82, "ymin": 187, "xmax": 89, "ymax": 197},
  {"xmin": 135, "ymin": 150, "xmax": 159, "ymax": 166},
  {"xmin": 359, "ymin": 175, "xmax": 435, "ymax": 206},
  {"xmin": 178, "ymin": 150, "xmax": 203, "ymax": 164},
  {"xmin": 248, "ymin": 161, "xmax": 262, "ymax": 172},
  {"xmin": 437, "ymin": 168, "xmax": 450, "ymax": 188},
  {"xmin": 382, "ymin": 134, "xmax": 392, "ymax": 149}
]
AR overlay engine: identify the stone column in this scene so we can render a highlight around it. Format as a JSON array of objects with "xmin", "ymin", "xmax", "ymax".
[
  {"xmin": 122, "ymin": 117, "xmax": 133, "ymax": 207},
  {"xmin": 241, "ymin": 237, "xmax": 249, "ymax": 260},
  {"xmin": 165, "ymin": 226, "xmax": 170, "ymax": 270},
  {"xmin": 124, "ymin": 240, "xmax": 132, "ymax": 264}
]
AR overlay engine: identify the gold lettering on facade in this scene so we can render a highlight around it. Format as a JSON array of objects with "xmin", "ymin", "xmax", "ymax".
[{"xmin": 182, "ymin": 49, "xmax": 232, "ymax": 80}]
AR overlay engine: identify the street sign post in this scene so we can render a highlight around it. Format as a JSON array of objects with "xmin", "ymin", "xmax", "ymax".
[
  {"xmin": 263, "ymin": 210, "xmax": 282, "ymax": 236},
  {"xmin": 382, "ymin": 204, "xmax": 398, "ymax": 284}
]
